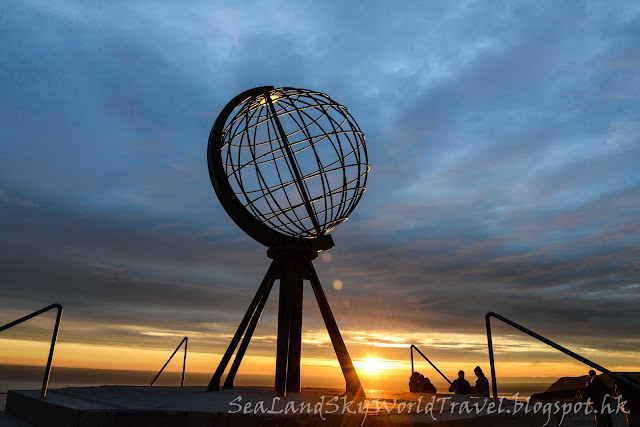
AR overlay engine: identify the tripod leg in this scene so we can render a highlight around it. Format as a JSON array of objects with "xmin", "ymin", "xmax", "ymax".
[
  {"xmin": 207, "ymin": 260, "xmax": 278, "ymax": 392},
  {"xmin": 223, "ymin": 272, "xmax": 276, "ymax": 389},
  {"xmin": 308, "ymin": 262, "xmax": 365, "ymax": 398}
]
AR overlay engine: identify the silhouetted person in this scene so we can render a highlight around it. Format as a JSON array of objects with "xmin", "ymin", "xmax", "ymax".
[
  {"xmin": 423, "ymin": 376, "xmax": 437, "ymax": 393},
  {"xmin": 410, "ymin": 371, "xmax": 437, "ymax": 393},
  {"xmin": 471, "ymin": 366, "xmax": 490, "ymax": 397},
  {"xmin": 615, "ymin": 373, "xmax": 640, "ymax": 427},
  {"xmin": 583, "ymin": 370, "xmax": 612, "ymax": 427},
  {"xmin": 449, "ymin": 370, "xmax": 471, "ymax": 394},
  {"xmin": 409, "ymin": 371, "xmax": 423, "ymax": 392}
]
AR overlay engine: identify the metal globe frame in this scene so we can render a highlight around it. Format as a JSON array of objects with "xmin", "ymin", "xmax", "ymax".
[
  {"xmin": 207, "ymin": 86, "xmax": 368, "ymax": 251},
  {"xmin": 206, "ymin": 86, "xmax": 368, "ymax": 399}
]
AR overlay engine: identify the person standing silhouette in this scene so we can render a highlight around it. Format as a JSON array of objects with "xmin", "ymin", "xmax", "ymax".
[
  {"xmin": 471, "ymin": 366, "xmax": 490, "ymax": 397},
  {"xmin": 449, "ymin": 370, "xmax": 471, "ymax": 394},
  {"xmin": 423, "ymin": 376, "xmax": 437, "ymax": 393},
  {"xmin": 583, "ymin": 370, "xmax": 612, "ymax": 427}
]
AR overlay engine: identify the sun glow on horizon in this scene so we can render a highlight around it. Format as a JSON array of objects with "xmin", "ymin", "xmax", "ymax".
[{"xmin": 355, "ymin": 356, "xmax": 386, "ymax": 376}]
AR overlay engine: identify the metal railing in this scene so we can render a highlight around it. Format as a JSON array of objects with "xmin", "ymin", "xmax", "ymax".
[
  {"xmin": 410, "ymin": 344, "xmax": 452, "ymax": 386},
  {"xmin": 151, "ymin": 336, "xmax": 188, "ymax": 386},
  {"xmin": 486, "ymin": 311, "xmax": 640, "ymax": 399},
  {"xmin": 0, "ymin": 303, "xmax": 63, "ymax": 398}
]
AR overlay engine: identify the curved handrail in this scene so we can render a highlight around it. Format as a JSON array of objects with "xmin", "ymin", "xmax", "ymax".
[
  {"xmin": 0, "ymin": 303, "xmax": 63, "ymax": 398},
  {"xmin": 410, "ymin": 344, "xmax": 452, "ymax": 386},
  {"xmin": 151, "ymin": 337, "xmax": 188, "ymax": 386},
  {"xmin": 486, "ymin": 311, "xmax": 640, "ymax": 398}
]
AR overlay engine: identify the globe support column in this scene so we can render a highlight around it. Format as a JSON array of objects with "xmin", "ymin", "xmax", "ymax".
[
  {"xmin": 286, "ymin": 261, "xmax": 304, "ymax": 393},
  {"xmin": 270, "ymin": 246, "xmax": 313, "ymax": 395},
  {"xmin": 208, "ymin": 245, "xmax": 364, "ymax": 398},
  {"xmin": 206, "ymin": 86, "xmax": 369, "ymax": 399}
]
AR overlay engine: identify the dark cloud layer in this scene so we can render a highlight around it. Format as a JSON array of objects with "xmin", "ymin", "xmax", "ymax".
[{"xmin": 1, "ymin": 1, "xmax": 639, "ymax": 368}]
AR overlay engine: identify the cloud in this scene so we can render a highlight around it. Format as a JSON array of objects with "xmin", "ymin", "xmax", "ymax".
[
  {"xmin": 607, "ymin": 121, "xmax": 640, "ymax": 148},
  {"xmin": 1, "ymin": 0, "xmax": 639, "ymax": 374}
]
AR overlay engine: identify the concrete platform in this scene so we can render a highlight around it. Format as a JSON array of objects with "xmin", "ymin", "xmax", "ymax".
[
  {"xmin": 5, "ymin": 386, "xmax": 553, "ymax": 426},
  {"xmin": 0, "ymin": 412, "xmax": 32, "ymax": 427}
]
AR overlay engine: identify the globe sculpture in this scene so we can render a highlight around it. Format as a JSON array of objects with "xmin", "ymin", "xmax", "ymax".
[{"xmin": 206, "ymin": 86, "xmax": 369, "ymax": 398}]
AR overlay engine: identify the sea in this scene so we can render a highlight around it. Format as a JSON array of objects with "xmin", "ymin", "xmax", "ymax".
[{"xmin": 0, "ymin": 364, "xmax": 553, "ymax": 411}]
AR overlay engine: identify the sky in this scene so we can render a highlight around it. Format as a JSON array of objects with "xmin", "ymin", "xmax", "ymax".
[{"xmin": 1, "ymin": 1, "xmax": 640, "ymax": 393}]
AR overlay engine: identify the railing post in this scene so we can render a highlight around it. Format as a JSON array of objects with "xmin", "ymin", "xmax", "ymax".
[
  {"xmin": 0, "ymin": 303, "xmax": 63, "ymax": 399},
  {"xmin": 486, "ymin": 313, "xmax": 498, "ymax": 399},
  {"xmin": 484, "ymin": 311, "xmax": 640, "ymax": 396},
  {"xmin": 151, "ymin": 337, "xmax": 189, "ymax": 387},
  {"xmin": 181, "ymin": 337, "xmax": 188, "ymax": 387},
  {"xmin": 41, "ymin": 304, "xmax": 63, "ymax": 398},
  {"xmin": 409, "ymin": 344, "xmax": 452, "ymax": 386},
  {"xmin": 410, "ymin": 345, "xmax": 414, "ymax": 378}
]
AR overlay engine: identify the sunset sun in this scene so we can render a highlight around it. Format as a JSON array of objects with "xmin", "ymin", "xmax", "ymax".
[{"xmin": 357, "ymin": 357, "xmax": 385, "ymax": 375}]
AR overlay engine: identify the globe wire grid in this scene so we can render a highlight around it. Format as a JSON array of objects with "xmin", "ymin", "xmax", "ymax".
[{"xmin": 218, "ymin": 87, "xmax": 369, "ymax": 243}]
